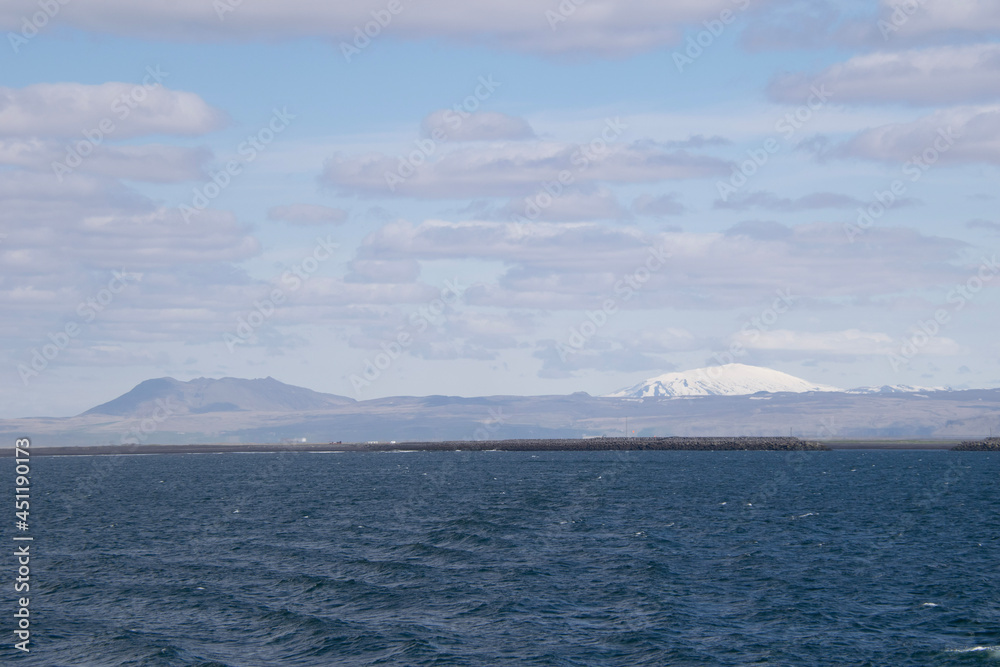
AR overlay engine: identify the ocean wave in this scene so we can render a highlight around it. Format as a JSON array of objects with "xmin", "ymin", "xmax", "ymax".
[{"xmin": 947, "ymin": 645, "xmax": 1000, "ymax": 656}]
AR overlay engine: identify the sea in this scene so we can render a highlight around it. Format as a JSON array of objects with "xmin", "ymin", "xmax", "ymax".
[{"xmin": 2, "ymin": 450, "xmax": 999, "ymax": 666}]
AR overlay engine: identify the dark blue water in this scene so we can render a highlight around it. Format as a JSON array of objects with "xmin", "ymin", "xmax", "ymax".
[{"xmin": 2, "ymin": 450, "xmax": 999, "ymax": 666}]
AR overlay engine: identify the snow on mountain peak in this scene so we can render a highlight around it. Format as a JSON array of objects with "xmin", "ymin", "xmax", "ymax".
[
  {"xmin": 605, "ymin": 363, "xmax": 842, "ymax": 398},
  {"xmin": 845, "ymin": 384, "xmax": 950, "ymax": 394}
]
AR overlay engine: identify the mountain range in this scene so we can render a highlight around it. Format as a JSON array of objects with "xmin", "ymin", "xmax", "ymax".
[
  {"xmin": 606, "ymin": 364, "xmax": 951, "ymax": 398},
  {"xmin": 1, "ymin": 365, "xmax": 996, "ymax": 446}
]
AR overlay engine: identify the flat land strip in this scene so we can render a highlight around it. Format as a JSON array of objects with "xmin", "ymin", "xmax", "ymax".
[{"xmin": 6, "ymin": 436, "xmax": 995, "ymax": 456}]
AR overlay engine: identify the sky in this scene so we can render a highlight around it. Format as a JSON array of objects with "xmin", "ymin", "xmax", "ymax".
[{"xmin": 1, "ymin": 0, "xmax": 999, "ymax": 418}]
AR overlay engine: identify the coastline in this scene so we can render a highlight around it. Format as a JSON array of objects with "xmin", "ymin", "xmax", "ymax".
[
  {"xmin": 951, "ymin": 437, "xmax": 1000, "ymax": 451},
  {"xmin": 7, "ymin": 436, "xmax": 832, "ymax": 456},
  {"xmin": 6, "ymin": 436, "xmax": 996, "ymax": 457}
]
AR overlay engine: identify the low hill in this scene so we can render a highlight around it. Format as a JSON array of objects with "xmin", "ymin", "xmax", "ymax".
[{"xmin": 82, "ymin": 376, "xmax": 355, "ymax": 417}]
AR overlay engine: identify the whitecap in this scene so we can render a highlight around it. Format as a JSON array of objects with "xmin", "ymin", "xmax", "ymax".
[{"xmin": 946, "ymin": 645, "xmax": 1000, "ymax": 656}]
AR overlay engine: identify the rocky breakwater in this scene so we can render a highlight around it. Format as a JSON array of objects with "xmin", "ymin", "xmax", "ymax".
[
  {"xmin": 952, "ymin": 437, "xmax": 1000, "ymax": 451},
  {"xmin": 370, "ymin": 436, "xmax": 830, "ymax": 452}
]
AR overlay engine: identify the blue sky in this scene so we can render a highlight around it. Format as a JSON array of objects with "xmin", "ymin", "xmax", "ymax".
[{"xmin": 1, "ymin": 0, "xmax": 999, "ymax": 417}]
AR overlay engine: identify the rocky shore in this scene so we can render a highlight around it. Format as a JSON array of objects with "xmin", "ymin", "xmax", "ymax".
[
  {"xmin": 20, "ymin": 436, "xmax": 829, "ymax": 456},
  {"xmin": 374, "ymin": 436, "xmax": 830, "ymax": 452},
  {"xmin": 951, "ymin": 437, "xmax": 1000, "ymax": 451}
]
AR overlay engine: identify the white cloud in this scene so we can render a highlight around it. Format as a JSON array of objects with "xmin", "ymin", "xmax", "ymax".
[
  {"xmin": 267, "ymin": 204, "xmax": 348, "ymax": 225},
  {"xmin": 735, "ymin": 328, "xmax": 896, "ymax": 354},
  {"xmin": 502, "ymin": 187, "xmax": 628, "ymax": 222},
  {"xmin": 445, "ymin": 311, "xmax": 537, "ymax": 340},
  {"xmin": 733, "ymin": 327, "xmax": 962, "ymax": 356},
  {"xmin": 0, "ymin": 171, "xmax": 150, "ymax": 232},
  {"xmin": 535, "ymin": 336, "xmax": 672, "ymax": 376},
  {"xmin": 349, "ymin": 309, "xmax": 537, "ymax": 358},
  {"xmin": 632, "ymin": 193, "xmax": 685, "ymax": 217},
  {"xmin": 967, "ymin": 219, "xmax": 1000, "ymax": 233},
  {"xmin": 291, "ymin": 278, "xmax": 440, "ymax": 306},
  {"xmin": 1, "ymin": 206, "xmax": 259, "ymax": 272},
  {"xmin": 421, "ymin": 111, "xmax": 534, "ymax": 142},
  {"xmin": 875, "ymin": 0, "xmax": 1000, "ymax": 40},
  {"xmin": 715, "ymin": 190, "xmax": 867, "ymax": 211},
  {"xmin": 769, "ymin": 44, "xmax": 1000, "ymax": 106},
  {"xmin": 0, "ymin": 140, "xmax": 211, "ymax": 183},
  {"xmin": 344, "ymin": 258, "xmax": 421, "ymax": 284},
  {"xmin": 620, "ymin": 328, "xmax": 701, "ymax": 352},
  {"xmin": 837, "ymin": 105, "xmax": 1000, "ymax": 164},
  {"xmin": 322, "ymin": 140, "xmax": 730, "ymax": 199},
  {"xmin": 740, "ymin": 0, "xmax": 849, "ymax": 52},
  {"xmin": 354, "ymin": 219, "xmax": 972, "ymax": 309},
  {"xmin": 0, "ymin": 83, "xmax": 226, "ymax": 139},
  {"xmin": 0, "ymin": 0, "xmax": 773, "ymax": 56}
]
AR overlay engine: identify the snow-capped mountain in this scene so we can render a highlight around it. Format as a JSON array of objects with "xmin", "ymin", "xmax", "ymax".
[
  {"xmin": 606, "ymin": 363, "xmax": 842, "ymax": 398},
  {"xmin": 846, "ymin": 384, "xmax": 951, "ymax": 394}
]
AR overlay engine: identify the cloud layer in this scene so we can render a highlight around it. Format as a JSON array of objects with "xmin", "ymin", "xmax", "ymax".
[
  {"xmin": 0, "ymin": 0, "xmax": 769, "ymax": 56},
  {"xmin": 323, "ymin": 138, "xmax": 730, "ymax": 199},
  {"xmin": 0, "ymin": 82, "xmax": 226, "ymax": 138},
  {"xmin": 769, "ymin": 44, "xmax": 1000, "ymax": 106}
]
